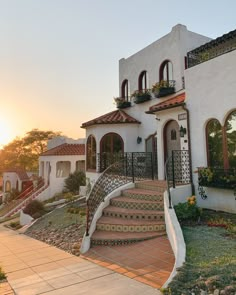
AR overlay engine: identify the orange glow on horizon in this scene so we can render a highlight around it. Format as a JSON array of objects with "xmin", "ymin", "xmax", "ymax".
[{"xmin": 0, "ymin": 117, "xmax": 14, "ymax": 148}]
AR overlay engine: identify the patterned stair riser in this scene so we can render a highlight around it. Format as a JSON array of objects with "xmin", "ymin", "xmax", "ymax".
[
  {"xmin": 91, "ymin": 232, "xmax": 166, "ymax": 246},
  {"xmin": 122, "ymin": 191, "xmax": 163, "ymax": 201},
  {"xmin": 110, "ymin": 199, "xmax": 164, "ymax": 211},
  {"xmin": 103, "ymin": 210, "xmax": 164, "ymax": 221},
  {"xmin": 135, "ymin": 183, "xmax": 166, "ymax": 193},
  {"xmin": 96, "ymin": 223, "xmax": 166, "ymax": 233}
]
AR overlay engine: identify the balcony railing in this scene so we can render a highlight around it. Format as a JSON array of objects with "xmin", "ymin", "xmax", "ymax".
[
  {"xmin": 165, "ymin": 150, "xmax": 191, "ymax": 208},
  {"xmin": 187, "ymin": 29, "xmax": 236, "ymax": 68}
]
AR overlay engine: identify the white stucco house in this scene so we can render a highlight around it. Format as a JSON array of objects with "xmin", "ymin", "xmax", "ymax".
[
  {"xmin": 36, "ymin": 24, "xmax": 235, "ymax": 213},
  {"xmin": 2, "ymin": 169, "xmax": 31, "ymax": 196},
  {"xmin": 38, "ymin": 137, "xmax": 86, "ymax": 199},
  {"xmin": 80, "ymin": 24, "xmax": 235, "ymax": 213}
]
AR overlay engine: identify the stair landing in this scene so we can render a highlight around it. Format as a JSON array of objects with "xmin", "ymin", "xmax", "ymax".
[{"xmin": 82, "ymin": 235, "xmax": 175, "ymax": 289}]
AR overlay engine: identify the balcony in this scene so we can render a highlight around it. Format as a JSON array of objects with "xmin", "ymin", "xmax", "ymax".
[
  {"xmin": 152, "ymin": 80, "xmax": 175, "ymax": 98},
  {"xmin": 187, "ymin": 29, "xmax": 236, "ymax": 68},
  {"xmin": 198, "ymin": 167, "xmax": 236, "ymax": 190}
]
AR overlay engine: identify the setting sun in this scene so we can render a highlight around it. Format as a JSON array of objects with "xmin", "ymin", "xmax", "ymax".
[{"xmin": 0, "ymin": 117, "xmax": 13, "ymax": 148}]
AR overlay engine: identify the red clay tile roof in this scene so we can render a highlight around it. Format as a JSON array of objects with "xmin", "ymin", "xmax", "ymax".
[
  {"xmin": 5, "ymin": 169, "xmax": 29, "ymax": 181},
  {"xmin": 147, "ymin": 93, "xmax": 185, "ymax": 114},
  {"xmin": 40, "ymin": 143, "xmax": 85, "ymax": 156},
  {"xmin": 81, "ymin": 110, "xmax": 141, "ymax": 128}
]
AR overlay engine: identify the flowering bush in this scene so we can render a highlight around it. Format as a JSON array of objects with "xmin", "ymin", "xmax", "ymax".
[
  {"xmin": 131, "ymin": 89, "xmax": 151, "ymax": 98},
  {"xmin": 174, "ymin": 196, "xmax": 201, "ymax": 223},
  {"xmin": 114, "ymin": 97, "xmax": 125, "ymax": 103},
  {"xmin": 151, "ymin": 80, "xmax": 169, "ymax": 92}
]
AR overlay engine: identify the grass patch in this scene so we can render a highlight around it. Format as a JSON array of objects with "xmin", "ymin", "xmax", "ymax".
[{"xmin": 163, "ymin": 213, "xmax": 236, "ymax": 294}]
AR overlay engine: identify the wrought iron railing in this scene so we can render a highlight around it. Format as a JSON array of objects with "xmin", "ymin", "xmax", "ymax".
[
  {"xmin": 86, "ymin": 152, "xmax": 154, "ymax": 235},
  {"xmin": 187, "ymin": 29, "xmax": 236, "ymax": 68},
  {"xmin": 197, "ymin": 167, "xmax": 236, "ymax": 199},
  {"xmin": 165, "ymin": 150, "xmax": 191, "ymax": 208}
]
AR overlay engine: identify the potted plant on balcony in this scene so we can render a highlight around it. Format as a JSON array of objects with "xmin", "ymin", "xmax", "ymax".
[
  {"xmin": 131, "ymin": 89, "xmax": 151, "ymax": 104},
  {"xmin": 114, "ymin": 97, "xmax": 131, "ymax": 109},
  {"xmin": 152, "ymin": 80, "xmax": 175, "ymax": 98}
]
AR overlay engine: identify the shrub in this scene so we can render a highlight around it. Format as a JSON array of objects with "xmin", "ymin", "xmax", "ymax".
[
  {"xmin": 0, "ymin": 267, "xmax": 6, "ymax": 281},
  {"xmin": 23, "ymin": 200, "xmax": 45, "ymax": 218},
  {"xmin": 64, "ymin": 171, "xmax": 86, "ymax": 194},
  {"xmin": 174, "ymin": 196, "xmax": 201, "ymax": 223}
]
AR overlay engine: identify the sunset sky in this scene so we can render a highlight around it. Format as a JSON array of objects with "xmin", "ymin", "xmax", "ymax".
[{"xmin": 0, "ymin": 0, "xmax": 236, "ymax": 148}]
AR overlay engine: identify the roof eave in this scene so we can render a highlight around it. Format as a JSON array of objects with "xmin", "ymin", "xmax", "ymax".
[
  {"xmin": 81, "ymin": 121, "xmax": 141, "ymax": 129},
  {"xmin": 146, "ymin": 102, "xmax": 185, "ymax": 114}
]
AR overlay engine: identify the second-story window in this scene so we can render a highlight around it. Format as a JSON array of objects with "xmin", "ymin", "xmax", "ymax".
[
  {"xmin": 121, "ymin": 79, "xmax": 129, "ymax": 100},
  {"xmin": 160, "ymin": 60, "xmax": 173, "ymax": 82},
  {"xmin": 138, "ymin": 70, "xmax": 148, "ymax": 91}
]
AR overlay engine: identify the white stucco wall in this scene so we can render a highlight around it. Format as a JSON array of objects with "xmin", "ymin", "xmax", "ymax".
[
  {"xmin": 153, "ymin": 104, "xmax": 188, "ymax": 180},
  {"xmin": 39, "ymin": 154, "xmax": 86, "ymax": 199},
  {"xmin": 119, "ymin": 24, "xmax": 211, "ymax": 97},
  {"xmin": 185, "ymin": 49, "xmax": 236, "ymax": 213}
]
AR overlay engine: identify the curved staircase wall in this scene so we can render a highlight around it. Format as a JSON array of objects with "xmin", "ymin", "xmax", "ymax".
[
  {"xmin": 162, "ymin": 190, "xmax": 186, "ymax": 288},
  {"xmin": 80, "ymin": 182, "xmax": 135, "ymax": 254}
]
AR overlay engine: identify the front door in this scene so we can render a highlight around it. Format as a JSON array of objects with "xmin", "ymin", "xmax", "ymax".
[{"xmin": 164, "ymin": 120, "xmax": 181, "ymax": 162}]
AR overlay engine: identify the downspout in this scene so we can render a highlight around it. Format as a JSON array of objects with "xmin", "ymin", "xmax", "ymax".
[{"xmin": 182, "ymin": 104, "xmax": 194, "ymax": 195}]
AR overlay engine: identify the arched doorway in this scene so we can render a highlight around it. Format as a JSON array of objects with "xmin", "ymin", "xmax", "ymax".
[{"xmin": 164, "ymin": 120, "xmax": 181, "ymax": 162}]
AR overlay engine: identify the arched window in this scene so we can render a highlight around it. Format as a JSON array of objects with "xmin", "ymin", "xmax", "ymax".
[
  {"xmin": 100, "ymin": 133, "xmax": 123, "ymax": 154},
  {"xmin": 160, "ymin": 60, "xmax": 173, "ymax": 82},
  {"xmin": 121, "ymin": 79, "xmax": 129, "ymax": 100},
  {"xmin": 86, "ymin": 135, "xmax": 96, "ymax": 170},
  {"xmin": 138, "ymin": 71, "xmax": 148, "ymax": 91},
  {"xmin": 206, "ymin": 119, "xmax": 223, "ymax": 167},
  {"xmin": 226, "ymin": 110, "xmax": 236, "ymax": 168},
  {"xmin": 100, "ymin": 133, "xmax": 124, "ymax": 171}
]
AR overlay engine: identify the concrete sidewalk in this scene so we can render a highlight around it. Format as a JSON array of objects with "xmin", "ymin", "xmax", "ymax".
[{"xmin": 0, "ymin": 224, "xmax": 161, "ymax": 295}]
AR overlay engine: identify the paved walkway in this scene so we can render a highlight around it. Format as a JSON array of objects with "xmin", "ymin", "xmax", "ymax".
[
  {"xmin": 0, "ymin": 224, "xmax": 161, "ymax": 295},
  {"xmin": 82, "ymin": 236, "xmax": 174, "ymax": 289}
]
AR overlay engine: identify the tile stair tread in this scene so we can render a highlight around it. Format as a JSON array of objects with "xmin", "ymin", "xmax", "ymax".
[
  {"xmin": 123, "ymin": 188, "xmax": 163, "ymax": 196},
  {"xmin": 92, "ymin": 230, "xmax": 166, "ymax": 240},
  {"xmin": 103, "ymin": 205, "xmax": 164, "ymax": 215},
  {"xmin": 97, "ymin": 216, "xmax": 165, "ymax": 226},
  {"xmin": 112, "ymin": 196, "xmax": 161, "ymax": 204}
]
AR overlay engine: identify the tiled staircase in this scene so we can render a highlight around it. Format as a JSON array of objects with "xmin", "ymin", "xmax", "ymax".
[{"xmin": 91, "ymin": 180, "xmax": 167, "ymax": 246}]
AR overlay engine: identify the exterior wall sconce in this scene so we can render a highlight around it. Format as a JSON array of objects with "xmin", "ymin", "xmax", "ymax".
[
  {"xmin": 179, "ymin": 125, "xmax": 187, "ymax": 137},
  {"xmin": 137, "ymin": 136, "xmax": 142, "ymax": 144}
]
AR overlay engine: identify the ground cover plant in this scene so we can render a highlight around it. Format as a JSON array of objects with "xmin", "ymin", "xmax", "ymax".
[
  {"xmin": 164, "ymin": 226, "xmax": 236, "ymax": 294},
  {"xmin": 163, "ymin": 198, "xmax": 236, "ymax": 295},
  {"xmin": 25, "ymin": 199, "xmax": 86, "ymax": 255}
]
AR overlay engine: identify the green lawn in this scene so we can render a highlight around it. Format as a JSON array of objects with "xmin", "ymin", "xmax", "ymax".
[{"xmin": 165, "ymin": 225, "xmax": 236, "ymax": 294}]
